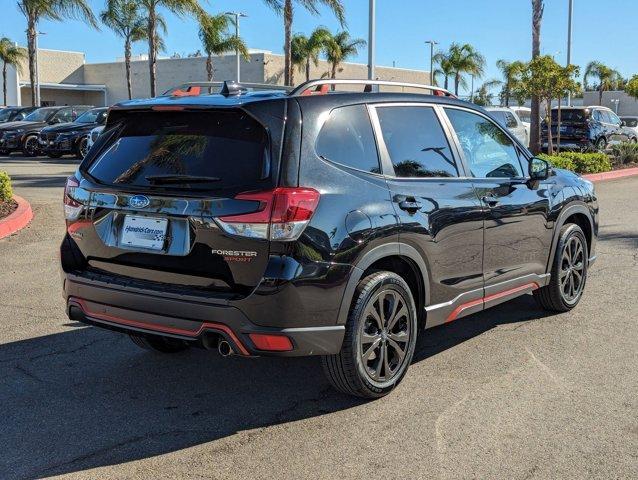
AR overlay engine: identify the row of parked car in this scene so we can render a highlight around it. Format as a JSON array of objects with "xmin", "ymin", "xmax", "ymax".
[
  {"xmin": 0, "ymin": 105, "xmax": 107, "ymax": 159},
  {"xmin": 486, "ymin": 105, "xmax": 638, "ymax": 151}
]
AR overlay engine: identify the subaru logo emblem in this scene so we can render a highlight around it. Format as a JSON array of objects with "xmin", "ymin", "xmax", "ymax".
[{"xmin": 129, "ymin": 195, "xmax": 150, "ymax": 209}]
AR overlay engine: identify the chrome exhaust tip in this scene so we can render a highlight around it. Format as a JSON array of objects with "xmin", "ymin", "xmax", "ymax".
[{"xmin": 218, "ymin": 340, "xmax": 234, "ymax": 357}]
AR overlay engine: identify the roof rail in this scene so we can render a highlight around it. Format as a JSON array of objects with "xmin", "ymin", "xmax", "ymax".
[
  {"xmin": 162, "ymin": 81, "xmax": 290, "ymax": 97},
  {"xmin": 289, "ymin": 79, "xmax": 457, "ymax": 98}
]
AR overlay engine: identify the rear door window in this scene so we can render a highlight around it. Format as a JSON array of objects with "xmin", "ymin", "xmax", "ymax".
[
  {"xmin": 85, "ymin": 110, "xmax": 271, "ymax": 194},
  {"xmin": 376, "ymin": 106, "xmax": 458, "ymax": 178},
  {"xmin": 315, "ymin": 104, "xmax": 380, "ymax": 174}
]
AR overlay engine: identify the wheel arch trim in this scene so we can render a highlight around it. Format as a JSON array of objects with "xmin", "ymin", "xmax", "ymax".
[
  {"xmin": 336, "ymin": 242, "xmax": 431, "ymax": 325},
  {"xmin": 547, "ymin": 202, "xmax": 594, "ymax": 271}
]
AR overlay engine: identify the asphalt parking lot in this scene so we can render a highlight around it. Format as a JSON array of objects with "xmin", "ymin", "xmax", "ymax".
[{"xmin": 1, "ymin": 155, "xmax": 637, "ymax": 480}]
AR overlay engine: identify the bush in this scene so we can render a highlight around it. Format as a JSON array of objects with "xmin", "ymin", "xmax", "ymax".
[
  {"xmin": 610, "ymin": 142, "xmax": 638, "ymax": 166},
  {"xmin": 538, "ymin": 152, "xmax": 612, "ymax": 174},
  {"xmin": 0, "ymin": 171, "xmax": 12, "ymax": 202},
  {"xmin": 538, "ymin": 153, "xmax": 575, "ymax": 171}
]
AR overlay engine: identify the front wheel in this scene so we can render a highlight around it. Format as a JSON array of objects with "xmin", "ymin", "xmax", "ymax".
[
  {"xmin": 534, "ymin": 223, "xmax": 588, "ymax": 312},
  {"xmin": 129, "ymin": 333, "xmax": 191, "ymax": 353},
  {"xmin": 22, "ymin": 135, "xmax": 40, "ymax": 157},
  {"xmin": 322, "ymin": 271, "xmax": 418, "ymax": 398},
  {"xmin": 595, "ymin": 137, "xmax": 608, "ymax": 152},
  {"xmin": 76, "ymin": 136, "xmax": 90, "ymax": 159}
]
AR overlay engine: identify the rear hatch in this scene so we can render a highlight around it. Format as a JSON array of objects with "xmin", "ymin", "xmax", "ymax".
[
  {"xmin": 548, "ymin": 109, "xmax": 590, "ymax": 139},
  {"xmin": 67, "ymin": 105, "xmax": 287, "ymax": 298}
]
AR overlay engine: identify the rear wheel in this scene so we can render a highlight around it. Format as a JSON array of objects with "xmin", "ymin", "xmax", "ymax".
[
  {"xmin": 322, "ymin": 271, "xmax": 418, "ymax": 398},
  {"xmin": 534, "ymin": 224, "xmax": 588, "ymax": 312},
  {"xmin": 129, "ymin": 333, "xmax": 191, "ymax": 353},
  {"xmin": 22, "ymin": 135, "xmax": 40, "ymax": 157}
]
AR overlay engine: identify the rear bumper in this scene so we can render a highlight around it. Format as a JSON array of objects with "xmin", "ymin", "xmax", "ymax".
[{"xmin": 63, "ymin": 273, "xmax": 345, "ymax": 357}]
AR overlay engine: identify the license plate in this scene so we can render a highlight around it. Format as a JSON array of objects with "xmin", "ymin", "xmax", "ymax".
[{"xmin": 121, "ymin": 215, "xmax": 168, "ymax": 251}]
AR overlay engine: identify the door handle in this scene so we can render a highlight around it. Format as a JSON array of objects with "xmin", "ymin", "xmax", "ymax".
[
  {"xmin": 398, "ymin": 199, "xmax": 422, "ymax": 213},
  {"xmin": 482, "ymin": 194, "xmax": 499, "ymax": 207}
]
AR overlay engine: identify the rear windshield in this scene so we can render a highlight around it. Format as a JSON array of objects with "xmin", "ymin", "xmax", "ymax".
[
  {"xmin": 622, "ymin": 118, "xmax": 638, "ymax": 128},
  {"xmin": 552, "ymin": 109, "xmax": 588, "ymax": 123},
  {"xmin": 85, "ymin": 110, "xmax": 271, "ymax": 193},
  {"xmin": 515, "ymin": 110, "xmax": 531, "ymax": 123}
]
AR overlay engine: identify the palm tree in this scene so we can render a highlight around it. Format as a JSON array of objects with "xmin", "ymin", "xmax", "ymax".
[
  {"xmin": 290, "ymin": 27, "xmax": 331, "ymax": 83},
  {"xmin": 496, "ymin": 59, "xmax": 526, "ymax": 106},
  {"xmin": 198, "ymin": 13, "xmax": 249, "ymax": 82},
  {"xmin": 17, "ymin": 0, "xmax": 97, "ymax": 106},
  {"xmin": 324, "ymin": 30, "xmax": 366, "ymax": 79},
  {"xmin": 261, "ymin": 0, "xmax": 345, "ymax": 86},
  {"xmin": 445, "ymin": 43, "xmax": 485, "ymax": 96},
  {"xmin": 0, "ymin": 38, "xmax": 27, "ymax": 106},
  {"xmin": 530, "ymin": 0, "xmax": 544, "ymax": 154},
  {"xmin": 432, "ymin": 51, "xmax": 454, "ymax": 90},
  {"xmin": 584, "ymin": 61, "xmax": 622, "ymax": 105},
  {"xmin": 472, "ymin": 79, "xmax": 502, "ymax": 106},
  {"xmin": 100, "ymin": 0, "xmax": 148, "ymax": 100},
  {"xmin": 138, "ymin": 0, "xmax": 203, "ymax": 97}
]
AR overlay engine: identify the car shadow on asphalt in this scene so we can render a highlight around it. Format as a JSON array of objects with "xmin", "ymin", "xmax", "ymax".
[{"xmin": 1, "ymin": 295, "xmax": 552, "ymax": 479}]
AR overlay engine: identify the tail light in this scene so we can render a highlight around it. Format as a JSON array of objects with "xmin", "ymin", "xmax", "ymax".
[
  {"xmin": 63, "ymin": 176, "xmax": 83, "ymax": 221},
  {"xmin": 216, "ymin": 187, "xmax": 320, "ymax": 241}
]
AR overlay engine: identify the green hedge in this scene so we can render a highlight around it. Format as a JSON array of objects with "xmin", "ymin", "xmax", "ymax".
[
  {"xmin": 538, "ymin": 152, "xmax": 612, "ymax": 174},
  {"xmin": 0, "ymin": 171, "xmax": 12, "ymax": 202}
]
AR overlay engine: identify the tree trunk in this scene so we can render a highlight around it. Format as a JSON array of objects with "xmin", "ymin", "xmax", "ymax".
[
  {"xmin": 2, "ymin": 63, "xmax": 7, "ymax": 106},
  {"xmin": 147, "ymin": 7, "xmax": 157, "ymax": 97},
  {"xmin": 546, "ymin": 102, "xmax": 553, "ymax": 154},
  {"xmin": 530, "ymin": 0, "xmax": 544, "ymax": 154},
  {"xmin": 305, "ymin": 57, "xmax": 310, "ymax": 82},
  {"xmin": 454, "ymin": 73, "xmax": 460, "ymax": 96},
  {"xmin": 27, "ymin": 17, "xmax": 37, "ymax": 106},
  {"xmin": 125, "ymin": 38, "xmax": 133, "ymax": 100},
  {"xmin": 504, "ymin": 89, "xmax": 510, "ymax": 107},
  {"xmin": 444, "ymin": 75, "xmax": 449, "ymax": 90},
  {"xmin": 598, "ymin": 87, "xmax": 603, "ymax": 106},
  {"xmin": 283, "ymin": 0, "xmax": 293, "ymax": 86},
  {"xmin": 206, "ymin": 54, "xmax": 213, "ymax": 81},
  {"xmin": 331, "ymin": 62, "xmax": 337, "ymax": 79}
]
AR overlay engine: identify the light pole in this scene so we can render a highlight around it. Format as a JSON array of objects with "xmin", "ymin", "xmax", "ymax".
[
  {"xmin": 368, "ymin": 0, "xmax": 376, "ymax": 80},
  {"xmin": 225, "ymin": 12, "xmax": 247, "ymax": 83},
  {"xmin": 611, "ymin": 98, "xmax": 620, "ymax": 114},
  {"xmin": 566, "ymin": 0, "xmax": 574, "ymax": 106},
  {"xmin": 425, "ymin": 40, "xmax": 438, "ymax": 85}
]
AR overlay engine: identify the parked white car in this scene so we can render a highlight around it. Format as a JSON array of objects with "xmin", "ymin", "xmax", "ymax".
[
  {"xmin": 620, "ymin": 116, "xmax": 638, "ymax": 139},
  {"xmin": 87, "ymin": 125, "xmax": 104, "ymax": 150},
  {"xmin": 485, "ymin": 107, "xmax": 529, "ymax": 147},
  {"xmin": 510, "ymin": 106, "xmax": 531, "ymax": 127}
]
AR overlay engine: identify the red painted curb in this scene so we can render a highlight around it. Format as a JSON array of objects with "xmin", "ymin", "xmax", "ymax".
[
  {"xmin": 582, "ymin": 167, "xmax": 638, "ymax": 182},
  {"xmin": 0, "ymin": 195, "xmax": 34, "ymax": 240}
]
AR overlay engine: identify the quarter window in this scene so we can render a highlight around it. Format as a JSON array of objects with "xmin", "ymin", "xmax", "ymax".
[
  {"xmin": 315, "ymin": 104, "xmax": 380, "ymax": 174},
  {"xmin": 445, "ymin": 108, "xmax": 524, "ymax": 178},
  {"xmin": 376, "ymin": 106, "xmax": 458, "ymax": 178}
]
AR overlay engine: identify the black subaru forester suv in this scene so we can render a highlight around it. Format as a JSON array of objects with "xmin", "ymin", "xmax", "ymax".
[{"xmin": 61, "ymin": 80, "xmax": 598, "ymax": 398}]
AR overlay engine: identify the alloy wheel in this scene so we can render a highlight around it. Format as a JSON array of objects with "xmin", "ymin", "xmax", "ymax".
[
  {"xmin": 560, "ymin": 235, "xmax": 586, "ymax": 304},
  {"xmin": 79, "ymin": 138, "xmax": 89, "ymax": 158},
  {"xmin": 359, "ymin": 289, "xmax": 411, "ymax": 383},
  {"xmin": 24, "ymin": 136, "xmax": 38, "ymax": 156}
]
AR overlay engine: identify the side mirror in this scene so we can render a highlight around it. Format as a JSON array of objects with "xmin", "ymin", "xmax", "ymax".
[{"xmin": 529, "ymin": 157, "xmax": 550, "ymax": 181}]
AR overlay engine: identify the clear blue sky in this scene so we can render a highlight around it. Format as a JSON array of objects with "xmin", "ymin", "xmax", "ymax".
[{"xmin": 2, "ymin": 0, "xmax": 637, "ymax": 94}]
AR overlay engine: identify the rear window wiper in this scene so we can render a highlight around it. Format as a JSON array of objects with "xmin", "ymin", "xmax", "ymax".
[{"xmin": 145, "ymin": 174, "xmax": 221, "ymax": 184}]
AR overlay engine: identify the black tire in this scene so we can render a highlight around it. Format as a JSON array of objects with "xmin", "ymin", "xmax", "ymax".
[
  {"xmin": 21, "ymin": 135, "xmax": 40, "ymax": 157},
  {"xmin": 595, "ymin": 137, "xmax": 607, "ymax": 152},
  {"xmin": 322, "ymin": 271, "xmax": 418, "ymax": 398},
  {"xmin": 47, "ymin": 152, "xmax": 63, "ymax": 159},
  {"xmin": 0, "ymin": 149, "xmax": 10, "ymax": 156},
  {"xmin": 534, "ymin": 223, "xmax": 588, "ymax": 312},
  {"xmin": 129, "ymin": 333, "xmax": 191, "ymax": 353},
  {"xmin": 76, "ymin": 136, "xmax": 89, "ymax": 159}
]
